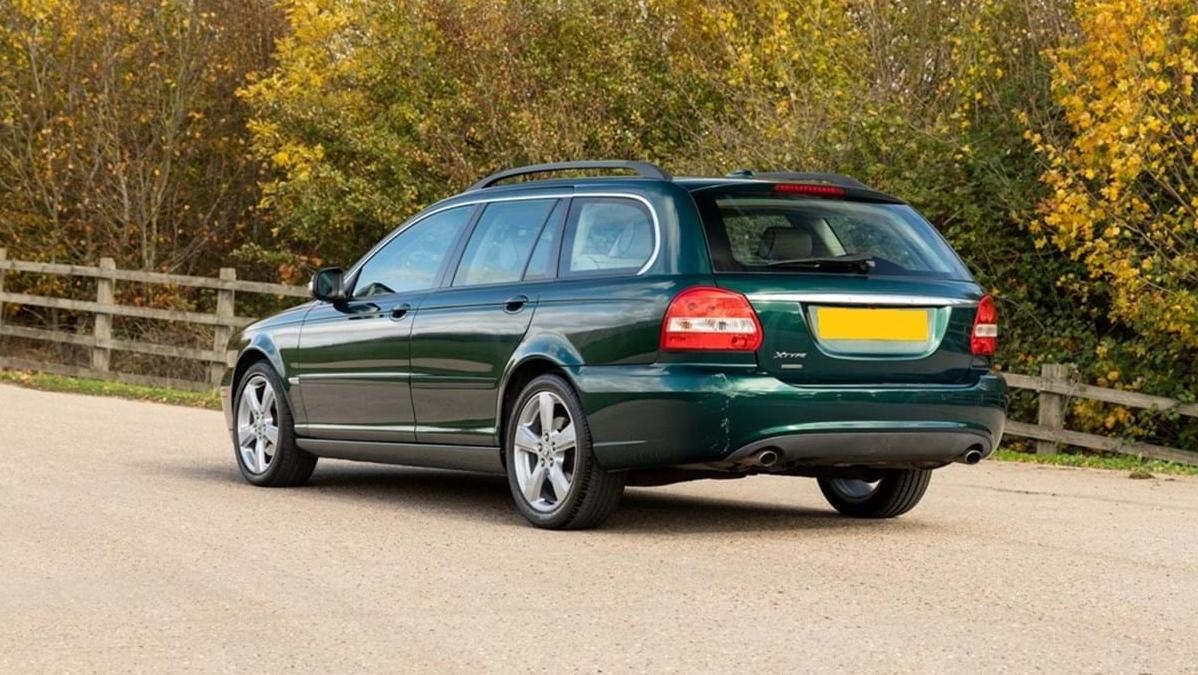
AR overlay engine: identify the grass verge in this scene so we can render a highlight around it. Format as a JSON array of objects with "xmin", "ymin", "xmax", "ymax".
[
  {"xmin": 992, "ymin": 448, "xmax": 1198, "ymax": 477},
  {"xmin": 0, "ymin": 369, "xmax": 220, "ymax": 410}
]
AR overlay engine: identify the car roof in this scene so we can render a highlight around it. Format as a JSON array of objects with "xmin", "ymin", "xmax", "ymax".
[{"xmin": 461, "ymin": 162, "xmax": 905, "ymax": 204}]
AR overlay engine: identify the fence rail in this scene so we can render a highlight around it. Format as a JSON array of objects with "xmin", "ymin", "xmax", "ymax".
[
  {"xmin": 0, "ymin": 252, "xmax": 1195, "ymax": 465},
  {"xmin": 1000, "ymin": 364, "xmax": 1198, "ymax": 466},
  {"xmin": 0, "ymin": 249, "xmax": 305, "ymax": 391}
]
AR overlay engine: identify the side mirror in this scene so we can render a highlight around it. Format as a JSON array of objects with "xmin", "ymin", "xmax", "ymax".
[{"xmin": 309, "ymin": 267, "xmax": 347, "ymax": 303}]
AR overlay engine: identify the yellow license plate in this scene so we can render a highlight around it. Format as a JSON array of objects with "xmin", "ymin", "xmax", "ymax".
[{"xmin": 814, "ymin": 307, "xmax": 929, "ymax": 341}]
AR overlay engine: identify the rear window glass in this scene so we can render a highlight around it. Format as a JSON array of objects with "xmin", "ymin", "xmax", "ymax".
[{"xmin": 694, "ymin": 192, "xmax": 970, "ymax": 279}]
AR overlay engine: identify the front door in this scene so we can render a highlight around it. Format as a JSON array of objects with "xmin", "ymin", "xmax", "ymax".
[
  {"xmin": 410, "ymin": 198, "xmax": 564, "ymax": 446},
  {"xmin": 293, "ymin": 204, "xmax": 477, "ymax": 442}
]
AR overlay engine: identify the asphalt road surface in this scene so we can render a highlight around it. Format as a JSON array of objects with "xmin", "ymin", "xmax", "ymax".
[{"xmin": 2, "ymin": 383, "xmax": 1197, "ymax": 673}]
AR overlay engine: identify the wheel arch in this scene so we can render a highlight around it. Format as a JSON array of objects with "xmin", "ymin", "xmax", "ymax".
[
  {"xmin": 231, "ymin": 347, "xmax": 272, "ymax": 393},
  {"xmin": 495, "ymin": 353, "xmax": 579, "ymax": 471}
]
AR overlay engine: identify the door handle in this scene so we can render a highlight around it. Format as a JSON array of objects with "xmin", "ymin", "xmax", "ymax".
[
  {"xmin": 504, "ymin": 295, "xmax": 529, "ymax": 313},
  {"xmin": 390, "ymin": 303, "xmax": 412, "ymax": 320}
]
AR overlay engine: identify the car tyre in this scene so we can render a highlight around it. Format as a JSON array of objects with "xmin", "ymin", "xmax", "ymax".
[
  {"xmin": 505, "ymin": 374, "xmax": 625, "ymax": 529},
  {"xmin": 817, "ymin": 469, "xmax": 931, "ymax": 518},
  {"xmin": 232, "ymin": 362, "xmax": 317, "ymax": 487}
]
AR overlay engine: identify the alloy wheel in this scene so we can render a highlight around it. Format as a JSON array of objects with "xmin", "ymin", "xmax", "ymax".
[
  {"xmin": 512, "ymin": 391, "xmax": 577, "ymax": 512},
  {"xmin": 236, "ymin": 374, "xmax": 279, "ymax": 475}
]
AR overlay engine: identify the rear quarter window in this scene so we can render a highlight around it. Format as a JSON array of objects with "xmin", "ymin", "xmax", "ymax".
[{"xmin": 560, "ymin": 198, "xmax": 655, "ymax": 277}]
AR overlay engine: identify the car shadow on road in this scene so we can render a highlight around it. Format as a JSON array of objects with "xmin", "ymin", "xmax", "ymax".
[{"xmin": 163, "ymin": 461, "xmax": 929, "ymax": 536}]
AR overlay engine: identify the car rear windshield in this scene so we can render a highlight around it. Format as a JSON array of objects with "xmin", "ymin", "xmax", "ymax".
[{"xmin": 693, "ymin": 189, "xmax": 971, "ymax": 279}]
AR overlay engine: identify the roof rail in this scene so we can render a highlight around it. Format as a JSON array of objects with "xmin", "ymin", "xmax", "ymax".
[
  {"xmin": 470, "ymin": 160, "xmax": 673, "ymax": 191},
  {"xmin": 725, "ymin": 169, "xmax": 870, "ymax": 190}
]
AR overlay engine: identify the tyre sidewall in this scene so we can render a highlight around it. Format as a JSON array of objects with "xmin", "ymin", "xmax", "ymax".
[
  {"xmin": 505, "ymin": 374, "xmax": 596, "ymax": 528},
  {"xmin": 818, "ymin": 469, "xmax": 931, "ymax": 518}
]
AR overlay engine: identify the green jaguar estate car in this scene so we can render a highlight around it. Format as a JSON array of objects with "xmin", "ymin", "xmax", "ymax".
[{"xmin": 220, "ymin": 160, "xmax": 1006, "ymax": 529}]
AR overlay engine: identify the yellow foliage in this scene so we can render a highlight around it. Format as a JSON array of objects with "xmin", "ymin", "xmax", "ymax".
[{"xmin": 1028, "ymin": 0, "xmax": 1198, "ymax": 348}]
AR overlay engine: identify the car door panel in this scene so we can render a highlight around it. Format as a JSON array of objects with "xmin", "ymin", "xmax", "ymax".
[
  {"xmin": 408, "ymin": 197, "xmax": 561, "ymax": 446},
  {"xmin": 409, "ymin": 285, "xmax": 538, "ymax": 445},
  {"xmin": 291, "ymin": 204, "xmax": 477, "ymax": 442},
  {"xmin": 293, "ymin": 296, "xmax": 424, "ymax": 442}
]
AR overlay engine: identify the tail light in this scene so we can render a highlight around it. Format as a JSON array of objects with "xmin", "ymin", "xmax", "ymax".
[
  {"xmin": 971, "ymin": 295, "xmax": 998, "ymax": 356},
  {"xmin": 661, "ymin": 287, "xmax": 763, "ymax": 351}
]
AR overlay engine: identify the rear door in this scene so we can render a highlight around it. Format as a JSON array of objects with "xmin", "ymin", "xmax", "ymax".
[
  {"xmin": 408, "ymin": 197, "xmax": 564, "ymax": 446},
  {"xmin": 692, "ymin": 184, "xmax": 986, "ymax": 385}
]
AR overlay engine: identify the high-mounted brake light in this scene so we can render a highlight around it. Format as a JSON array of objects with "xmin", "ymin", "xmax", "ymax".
[
  {"xmin": 971, "ymin": 295, "xmax": 998, "ymax": 356},
  {"xmin": 773, "ymin": 183, "xmax": 846, "ymax": 198},
  {"xmin": 661, "ymin": 287, "xmax": 763, "ymax": 351}
]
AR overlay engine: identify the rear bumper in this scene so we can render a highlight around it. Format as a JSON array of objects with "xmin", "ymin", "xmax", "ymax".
[{"xmin": 570, "ymin": 366, "xmax": 1007, "ymax": 470}]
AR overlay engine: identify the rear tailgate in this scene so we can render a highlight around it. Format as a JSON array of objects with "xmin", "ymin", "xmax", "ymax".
[
  {"xmin": 716, "ymin": 274, "xmax": 984, "ymax": 384},
  {"xmin": 691, "ymin": 182, "xmax": 988, "ymax": 385}
]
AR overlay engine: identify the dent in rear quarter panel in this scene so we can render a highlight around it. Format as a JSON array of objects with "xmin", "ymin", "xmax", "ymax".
[{"xmin": 571, "ymin": 364, "xmax": 746, "ymax": 468}]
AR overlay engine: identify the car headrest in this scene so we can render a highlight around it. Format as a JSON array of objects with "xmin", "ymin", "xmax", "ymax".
[{"xmin": 757, "ymin": 227, "xmax": 813, "ymax": 260}]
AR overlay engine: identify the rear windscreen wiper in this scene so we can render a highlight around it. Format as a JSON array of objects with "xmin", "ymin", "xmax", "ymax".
[{"xmin": 762, "ymin": 253, "xmax": 876, "ymax": 273}]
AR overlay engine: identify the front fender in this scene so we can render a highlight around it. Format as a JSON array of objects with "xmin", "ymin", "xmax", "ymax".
[{"xmin": 221, "ymin": 304, "xmax": 312, "ymax": 429}]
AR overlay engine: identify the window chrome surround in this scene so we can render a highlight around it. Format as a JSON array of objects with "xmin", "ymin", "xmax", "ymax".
[{"xmin": 344, "ymin": 191, "xmax": 663, "ymax": 289}]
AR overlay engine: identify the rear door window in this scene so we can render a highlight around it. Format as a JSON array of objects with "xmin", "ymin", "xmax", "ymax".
[
  {"xmin": 453, "ymin": 199, "xmax": 557, "ymax": 287},
  {"xmin": 560, "ymin": 198, "xmax": 654, "ymax": 276},
  {"xmin": 694, "ymin": 190, "xmax": 970, "ymax": 279}
]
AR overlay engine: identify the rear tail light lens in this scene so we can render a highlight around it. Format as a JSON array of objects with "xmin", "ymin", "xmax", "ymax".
[
  {"xmin": 661, "ymin": 287, "xmax": 763, "ymax": 351},
  {"xmin": 971, "ymin": 295, "xmax": 998, "ymax": 356}
]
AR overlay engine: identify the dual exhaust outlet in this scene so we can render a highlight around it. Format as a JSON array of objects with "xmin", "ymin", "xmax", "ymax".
[{"xmin": 740, "ymin": 446, "xmax": 984, "ymax": 468}]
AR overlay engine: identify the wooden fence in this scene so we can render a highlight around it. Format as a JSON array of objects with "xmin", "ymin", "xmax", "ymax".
[
  {"xmin": 0, "ymin": 248, "xmax": 307, "ymax": 391},
  {"xmin": 0, "ymin": 251, "xmax": 1195, "ymax": 464},
  {"xmin": 1001, "ymin": 364, "xmax": 1198, "ymax": 465}
]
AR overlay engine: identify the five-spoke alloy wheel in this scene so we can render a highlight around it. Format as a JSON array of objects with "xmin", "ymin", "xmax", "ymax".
[
  {"xmin": 505, "ymin": 374, "xmax": 624, "ymax": 529},
  {"xmin": 232, "ymin": 362, "xmax": 317, "ymax": 487},
  {"xmin": 237, "ymin": 374, "xmax": 279, "ymax": 475},
  {"xmin": 512, "ymin": 390, "xmax": 577, "ymax": 512}
]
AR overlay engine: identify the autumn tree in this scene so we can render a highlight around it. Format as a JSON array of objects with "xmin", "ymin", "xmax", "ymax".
[{"xmin": 0, "ymin": 0, "xmax": 281, "ymax": 274}]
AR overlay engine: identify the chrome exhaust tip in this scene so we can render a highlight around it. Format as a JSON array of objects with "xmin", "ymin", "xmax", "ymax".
[
  {"xmin": 961, "ymin": 448, "xmax": 983, "ymax": 465},
  {"xmin": 755, "ymin": 449, "xmax": 780, "ymax": 468}
]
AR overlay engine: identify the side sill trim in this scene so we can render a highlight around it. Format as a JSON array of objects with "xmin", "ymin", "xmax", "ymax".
[{"xmin": 296, "ymin": 438, "xmax": 504, "ymax": 474}]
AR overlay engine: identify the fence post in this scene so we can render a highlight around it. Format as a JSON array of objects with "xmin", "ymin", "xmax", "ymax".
[
  {"xmin": 1035, "ymin": 363, "xmax": 1074, "ymax": 455},
  {"xmin": 92, "ymin": 258, "xmax": 116, "ymax": 372},
  {"xmin": 210, "ymin": 268, "xmax": 236, "ymax": 387},
  {"xmin": 0, "ymin": 248, "xmax": 6, "ymax": 337}
]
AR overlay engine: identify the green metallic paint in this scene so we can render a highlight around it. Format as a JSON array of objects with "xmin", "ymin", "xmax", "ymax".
[
  {"xmin": 409, "ymin": 281, "xmax": 539, "ymax": 445},
  {"xmin": 572, "ymin": 365, "xmax": 1005, "ymax": 469},
  {"xmin": 222, "ymin": 175, "xmax": 1007, "ymax": 477}
]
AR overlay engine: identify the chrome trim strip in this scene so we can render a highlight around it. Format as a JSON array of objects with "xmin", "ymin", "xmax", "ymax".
[
  {"xmin": 345, "ymin": 191, "xmax": 663, "ymax": 282},
  {"xmin": 296, "ymin": 372, "xmax": 410, "ymax": 380},
  {"xmin": 750, "ymin": 293, "xmax": 977, "ymax": 307},
  {"xmin": 296, "ymin": 423, "xmax": 418, "ymax": 434}
]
